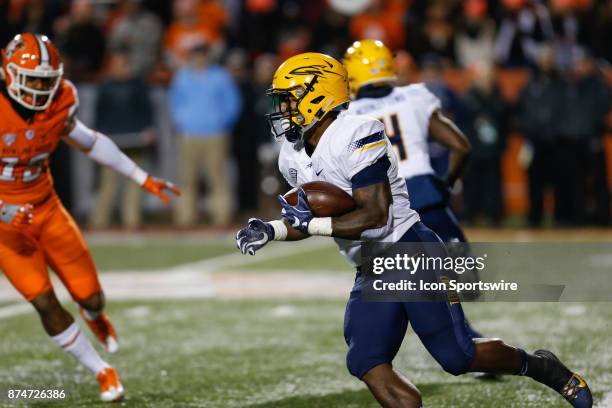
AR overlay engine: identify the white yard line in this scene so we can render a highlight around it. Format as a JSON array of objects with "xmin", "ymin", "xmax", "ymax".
[
  {"xmin": 169, "ymin": 236, "xmax": 332, "ymax": 272},
  {"xmin": 0, "ymin": 237, "xmax": 346, "ymax": 319}
]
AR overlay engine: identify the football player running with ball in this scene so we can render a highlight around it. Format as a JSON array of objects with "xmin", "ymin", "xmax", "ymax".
[
  {"xmin": 236, "ymin": 52, "xmax": 592, "ymax": 407},
  {"xmin": 0, "ymin": 34, "xmax": 179, "ymax": 402}
]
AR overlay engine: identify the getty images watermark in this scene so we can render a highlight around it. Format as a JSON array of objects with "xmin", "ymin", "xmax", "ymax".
[
  {"xmin": 359, "ymin": 242, "xmax": 612, "ymax": 302},
  {"xmin": 370, "ymin": 252, "xmax": 518, "ymax": 294}
]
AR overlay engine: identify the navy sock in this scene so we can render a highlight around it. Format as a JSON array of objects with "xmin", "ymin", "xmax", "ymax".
[{"xmin": 518, "ymin": 349, "xmax": 572, "ymax": 391}]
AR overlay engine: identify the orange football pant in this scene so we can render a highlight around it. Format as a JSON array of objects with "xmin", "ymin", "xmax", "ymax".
[{"xmin": 0, "ymin": 193, "xmax": 101, "ymax": 302}]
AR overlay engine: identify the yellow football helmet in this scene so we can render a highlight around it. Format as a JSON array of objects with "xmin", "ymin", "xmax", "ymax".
[
  {"xmin": 343, "ymin": 39, "xmax": 397, "ymax": 99},
  {"xmin": 266, "ymin": 52, "xmax": 349, "ymax": 143}
]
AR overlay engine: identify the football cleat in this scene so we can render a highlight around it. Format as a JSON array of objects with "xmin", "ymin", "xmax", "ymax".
[
  {"xmin": 534, "ymin": 350, "xmax": 593, "ymax": 408},
  {"xmin": 80, "ymin": 308, "xmax": 119, "ymax": 353},
  {"xmin": 560, "ymin": 373, "xmax": 593, "ymax": 408},
  {"xmin": 97, "ymin": 367, "xmax": 124, "ymax": 402}
]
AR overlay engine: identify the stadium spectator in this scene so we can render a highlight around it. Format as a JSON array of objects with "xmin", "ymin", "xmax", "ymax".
[
  {"xmin": 311, "ymin": 7, "xmax": 351, "ymax": 57},
  {"xmin": 54, "ymin": 0, "xmax": 106, "ymax": 82},
  {"xmin": 407, "ymin": 0, "xmax": 456, "ymax": 66},
  {"xmin": 516, "ymin": 46, "xmax": 565, "ymax": 226},
  {"xmin": 1, "ymin": 0, "xmax": 60, "ymax": 44},
  {"xmin": 0, "ymin": 0, "xmax": 606, "ymax": 228},
  {"xmin": 462, "ymin": 63, "xmax": 508, "ymax": 225},
  {"xmin": 278, "ymin": 26, "xmax": 312, "ymax": 61},
  {"xmin": 251, "ymin": 53, "xmax": 287, "ymax": 219},
  {"xmin": 164, "ymin": 0, "xmax": 228, "ymax": 69},
  {"xmin": 549, "ymin": 0, "xmax": 594, "ymax": 72},
  {"xmin": 169, "ymin": 43, "xmax": 241, "ymax": 226},
  {"xmin": 349, "ymin": 0, "xmax": 405, "ymax": 51},
  {"xmin": 236, "ymin": 0, "xmax": 278, "ymax": 54},
  {"xmin": 455, "ymin": 0, "xmax": 496, "ymax": 68},
  {"xmin": 556, "ymin": 49, "xmax": 611, "ymax": 225},
  {"xmin": 593, "ymin": 0, "xmax": 612, "ymax": 63},
  {"xmin": 227, "ymin": 49, "xmax": 260, "ymax": 215},
  {"xmin": 420, "ymin": 54, "xmax": 466, "ymax": 178},
  {"xmin": 494, "ymin": 0, "xmax": 555, "ymax": 67},
  {"xmin": 251, "ymin": 54, "xmax": 278, "ymax": 145},
  {"xmin": 108, "ymin": 0, "xmax": 163, "ymax": 77},
  {"xmin": 394, "ymin": 50, "xmax": 419, "ymax": 86},
  {"xmin": 89, "ymin": 50, "xmax": 156, "ymax": 229}
]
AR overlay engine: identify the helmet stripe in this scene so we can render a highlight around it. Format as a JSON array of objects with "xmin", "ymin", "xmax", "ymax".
[{"xmin": 35, "ymin": 34, "xmax": 50, "ymax": 66}]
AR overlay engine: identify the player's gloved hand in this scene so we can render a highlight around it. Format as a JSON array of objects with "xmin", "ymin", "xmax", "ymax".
[
  {"xmin": 278, "ymin": 188, "xmax": 312, "ymax": 235},
  {"xmin": 0, "ymin": 200, "xmax": 33, "ymax": 226},
  {"xmin": 142, "ymin": 175, "xmax": 181, "ymax": 203},
  {"xmin": 236, "ymin": 218, "xmax": 274, "ymax": 255}
]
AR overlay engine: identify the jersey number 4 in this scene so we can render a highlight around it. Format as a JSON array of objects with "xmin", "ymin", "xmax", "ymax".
[
  {"xmin": 0, "ymin": 153, "xmax": 50, "ymax": 183},
  {"xmin": 379, "ymin": 113, "xmax": 408, "ymax": 161}
]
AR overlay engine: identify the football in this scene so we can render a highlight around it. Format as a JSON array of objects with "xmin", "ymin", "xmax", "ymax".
[{"xmin": 284, "ymin": 181, "xmax": 356, "ymax": 217}]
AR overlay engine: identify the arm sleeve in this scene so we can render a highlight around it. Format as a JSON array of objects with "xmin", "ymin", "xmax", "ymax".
[
  {"xmin": 342, "ymin": 119, "xmax": 388, "ymax": 179},
  {"xmin": 67, "ymin": 120, "xmax": 148, "ymax": 185},
  {"xmin": 350, "ymin": 157, "xmax": 391, "ymax": 189}
]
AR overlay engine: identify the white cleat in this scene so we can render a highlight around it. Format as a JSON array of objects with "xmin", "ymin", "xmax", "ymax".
[{"xmin": 97, "ymin": 367, "xmax": 124, "ymax": 402}]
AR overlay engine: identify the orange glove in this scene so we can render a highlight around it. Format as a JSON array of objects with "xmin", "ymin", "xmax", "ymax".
[
  {"xmin": 141, "ymin": 175, "xmax": 181, "ymax": 203},
  {"xmin": 0, "ymin": 200, "xmax": 34, "ymax": 226}
]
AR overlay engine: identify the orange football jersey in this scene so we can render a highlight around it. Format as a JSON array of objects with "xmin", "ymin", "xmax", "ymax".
[{"xmin": 0, "ymin": 79, "xmax": 77, "ymax": 204}]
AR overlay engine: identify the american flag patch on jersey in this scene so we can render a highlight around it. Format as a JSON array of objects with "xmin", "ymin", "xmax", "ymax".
[{"xmin": 347, "ymin": 131, "xmax": 386, "ymax": 153}]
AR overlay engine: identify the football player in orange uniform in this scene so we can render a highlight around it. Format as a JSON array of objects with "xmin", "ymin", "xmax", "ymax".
[{"xmin": 0, "ymin": 33, "xmax": 180, "ymax": 402}]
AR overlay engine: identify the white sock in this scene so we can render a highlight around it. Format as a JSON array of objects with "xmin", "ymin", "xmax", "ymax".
[
  {"xmin": 51, "ymin": 322, "xmax": 109, "ymax": 375},
  {"xmin": 82, "ymin": 308, "xmax": 102, "ymax": 320}
]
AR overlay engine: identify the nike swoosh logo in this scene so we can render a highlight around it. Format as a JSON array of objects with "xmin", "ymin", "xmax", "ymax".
[{"xmin": 315, "ymin": 169, "xmax": 324, "ymax": 176}]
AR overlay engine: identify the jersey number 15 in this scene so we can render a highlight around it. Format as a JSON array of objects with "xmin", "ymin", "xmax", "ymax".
[{"xmin": 0, "ymin": 153, "xmax": 50, "ymax": 183}]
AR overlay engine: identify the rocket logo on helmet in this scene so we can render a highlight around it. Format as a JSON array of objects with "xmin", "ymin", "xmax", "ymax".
[{"xmin": 265, "ymin": 53, "xmax": 350, "ymax": 144}]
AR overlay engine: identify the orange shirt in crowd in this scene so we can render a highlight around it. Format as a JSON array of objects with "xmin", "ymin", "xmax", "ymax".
[
  {"xmin": 350, "ymin": 1, "xmax": 407, "ymax": 51},
  {"xmin": 164, "ymin": 0, "xmax": 228, "ymax": 65}
]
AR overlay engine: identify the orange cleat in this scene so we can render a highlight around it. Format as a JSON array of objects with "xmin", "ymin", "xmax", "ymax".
[
  {"xmin": 97, "ymin": 367, "xmax": 124, "ymax": 402},
  {"xmin": 80, "ymin": 308, "xmax": 119, "ymax": 353}
]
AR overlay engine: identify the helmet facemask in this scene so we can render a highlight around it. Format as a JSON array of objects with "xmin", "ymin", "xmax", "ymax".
[
  {"xmin": 5, "ymin": 62, "xmax": 63, "ymax": 111},
  {"xmin": 266, "ymin": 86, "xmax": 309, "ymax": 144}
]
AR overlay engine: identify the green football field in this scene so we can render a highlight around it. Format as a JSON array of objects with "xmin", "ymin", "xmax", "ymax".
[{"xmin": 0, "ymin": 231, "xmax": 611, "ymax": 407}]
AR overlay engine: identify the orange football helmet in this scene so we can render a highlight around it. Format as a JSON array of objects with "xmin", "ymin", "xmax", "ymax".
[{"xmin": 1, "ymin": 33, "xmax": 63, "ymax": 111}]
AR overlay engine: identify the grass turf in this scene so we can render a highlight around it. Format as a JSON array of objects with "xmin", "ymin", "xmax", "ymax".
[
  {"xmin": 1, "ymin": 235, "xmax": 611, "ymax": 407},
  {"xmin": 0, "ymin": 298, "xmax": 610, "ymax": 407}
]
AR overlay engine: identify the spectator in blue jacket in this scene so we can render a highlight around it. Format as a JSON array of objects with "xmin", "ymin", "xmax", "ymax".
[{"xmin": 169, "ymin": 43, "xmax": 242, "ymax": 226}]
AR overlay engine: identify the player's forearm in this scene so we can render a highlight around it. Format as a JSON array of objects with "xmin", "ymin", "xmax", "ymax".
[
  {"xmin": 429, "ymin": 111, "xmax": 471, "ymax": 186},
  {"xmin": 66, "ymin": 120, "xmax": 148, "ymax": 185},
  {"xmin": 446, "ymin": 150, "xmax": 469, "ymax": 187},
  {"xmin": 329, "ymin": 206, "xmax": 389, "ymax": 240},
  {"xmin": 329, "ymin": 181, "xmax": 391, "ymax": 240}
]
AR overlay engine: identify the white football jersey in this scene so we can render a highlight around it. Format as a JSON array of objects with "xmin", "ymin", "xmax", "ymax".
[
  {"xmin": 344, "ymin": 84, "xmax": 441, "ymax": 179},
  {"xmin": 278, "ymin": 113, "xmax": 420, "ymax": 267}
]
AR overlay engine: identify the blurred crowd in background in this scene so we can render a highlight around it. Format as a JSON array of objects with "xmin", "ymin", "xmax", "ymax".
[{"xmin": 1, "ymin": 0, "xmax": 610, "ymax": 228}]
